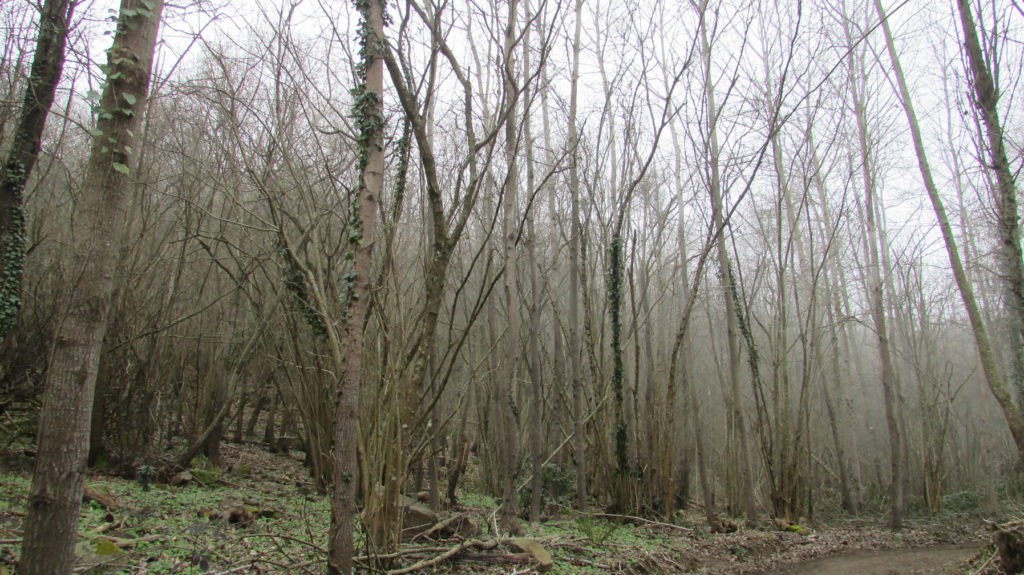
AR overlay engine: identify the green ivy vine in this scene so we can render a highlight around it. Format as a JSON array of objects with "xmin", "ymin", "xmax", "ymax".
[
  {"xmin": 279, "ymin": 245, "xmax": 327, "ymax": 340},
  {"xmin": 340, "ymin": 0, "xmax": 389, "ymax": 331},
  {"xmin": 0, "ymin": 163, "xmax": 27, "ymax": 340}
]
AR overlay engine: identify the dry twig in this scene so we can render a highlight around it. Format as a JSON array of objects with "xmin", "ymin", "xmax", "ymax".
[{"xmin": 386, "ymin": 539, "xmax": 500, "ymax": 575}]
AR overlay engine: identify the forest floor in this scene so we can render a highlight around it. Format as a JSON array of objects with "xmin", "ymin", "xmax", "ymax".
[{"xmin": 0, "ymin": 440, "xmax": 1011, "ymax": 574}]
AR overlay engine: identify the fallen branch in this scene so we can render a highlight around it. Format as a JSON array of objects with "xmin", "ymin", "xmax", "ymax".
[
  {"xmin": 968, "ymin": 548, "xmax": 998, "ymax": 575},
  {"xmin": 356, "ymin": 546, "xmax": 451, "ymax": 562},
  {"xmin": 386, "ymin": 539, "xmax": 499, "ymax": 575},
  {"xmin": 94, "ymin": 518, "xmax": 126, "ymax": 534},
  {"xmin": 209, "ymin": 566, "xmax": 254, "ymax": 575},
  {"xmin": 97, "ymin": 534, "xmax": 165, "ymax": 549},
  {"xmin": 589, "ymin": 512, "xmax": 693, "ymax": 533},
  {"xmin": 83, "ymin": 485, "xmax": 123, "ymax": 511},
  {"xmin": 241, "ymin": 532, "xmax": 326, "ymax": 552},
  {"xmin": 460, "ymin": 552, "xmax": 533, "ymax": 564},
  {"xmin": 568, "ymin": 557, "xmax": 614, "ymax": 570}
]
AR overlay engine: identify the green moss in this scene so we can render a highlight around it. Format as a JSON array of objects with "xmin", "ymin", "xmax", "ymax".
[
  {"xmin": 194, "ymin": 469, "xmax": 217, "ymax": 484},
  {"xmin": 94, "ymin": 537, "xmax": 124, "ymax": 557}
]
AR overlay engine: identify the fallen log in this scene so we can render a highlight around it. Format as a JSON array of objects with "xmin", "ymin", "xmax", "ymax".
[
  {"xmin": 418, "ymin": 512, "xmax": 480, "ymax": 541},
  {"xmin": 386, "ymin": 539, "xmax": 499, "ymax": 575},
  {"xmin": 384, "ymin": 537, "xmax": 554, "ymax": 574},
  {"xmin": 509, "ymin": 538, "xmax": 553, "ymax": 572},
  {"xmin": 83, "ymin": 485, "xmax": 122, "ymax": 511}
]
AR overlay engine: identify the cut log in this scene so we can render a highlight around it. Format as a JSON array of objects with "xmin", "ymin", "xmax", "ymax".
[
  {"xmin": 421, "ymin": 512, "xmax": 480, "ymax": 540},
  {"xmin": 401, "ymin": 498, "xmax": 439, "ymax": 542},
  {"xmin": 83, "ymin": 486, "xmax": 121, "ymax": 511},
  {"xmin": 710, "ymin": 517, "xmax": 738, "ymax": 534},
  {"xmin": 509, "ymin": 538, "xmax": 553, "ymax": 572}
]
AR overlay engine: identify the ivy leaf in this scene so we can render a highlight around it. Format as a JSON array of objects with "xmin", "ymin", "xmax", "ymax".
[
  {"xmin": 89, "ymin": 127, "xmax": 104, "ymax": 137},
  {"xmin": 86, "ymin": 90, "xmax": 102, "ymax": 101},
  {"xmin": 112, "ymin": 162, "xmax": 130, "ymax": 175},
  {"xmin": 122, "ymin": 93, "xmax": 137, "ymax": 105}
]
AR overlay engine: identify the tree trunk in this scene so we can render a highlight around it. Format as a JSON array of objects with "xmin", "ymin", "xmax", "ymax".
[
  {"xmin": 328, "ymin": 0, "xmax": 383, "ymax": 572},
  {"xmin": 956, "ymin": 0, "xmax": 1024, "ymax": 404},
  {"xmin": 807, "ymin": 131, "xmax": 858, "ymax": 515},
  {"xmin": 698, "ymin": 4, "xmax": 757, "ymax": 525},
  {"xmin": 497, "ymin": 0, "xmax": 522, "ymax": 534},
  {"xmin": 522, "ymin": 0, "xmax": 544, "ymax": 525},
  {"xmin": 0, "ymin": 0, "xmax": 74, "ymax": 340},
  {"xmin": 245, "ymin": 389, "xmax": 267, "ymax": 439},
  {"xmin": 19, "ymin": 2, "xmax": 164, "ymax": 572},
  {"xmin": 845, "ymin": 6, "xmax": 904, "ymax": 528},
  {"xmin": 567, "ymin": 0, "xmax": 587, "ymax": 512},
  {"xmin": 872, "ymin": 0, "xmax": 1024, "ymax": 465},
  {"xmin": 264, "ymin": 389, "xmax": 279, "ymax": 450}
]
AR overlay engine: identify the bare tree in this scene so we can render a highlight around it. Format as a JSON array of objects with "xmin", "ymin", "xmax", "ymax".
[
  {"xmin": 567, "ymin": 0, "xmax": 587, "ymax": 511},
  {"xmin": 695, "ymin": 0, "xmax": 758, "ymax": 524},
  {"xmin": 956, "ymin": 0, "xmax": 1024, "ymax": 404},
  {"xmin": 522, "ymin": 0, "xmax": 545, "ymax": 525},
  {"xmin": 872, "ymin": 0, "xmax": 1024, "ymax": 466},
  {"xmin": 844, "ymin": 2, "xmax": 904, "ymax": 528}
]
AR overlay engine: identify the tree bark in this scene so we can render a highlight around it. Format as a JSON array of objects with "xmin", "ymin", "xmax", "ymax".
[
  {"xmin": 19, "ymin": 1, "xmax": 163, "ymax": 572},
  {"xmin": 328, "ymin": 1, "xmax": 383, "ymax": 573},
  {"xmin": 522, "ymin": 0, "xmax": 544, "ymax": 525},
  {"xmin": 0, "ymin": 0, "xmax": 74, "ymax": 340},
  {"xmin": 567, "ymin": 0, "xmax": 587, "ymax": 512},
  {"xmin": 498, "ymin": 0, "xmax": 522, "ymax": 534}
]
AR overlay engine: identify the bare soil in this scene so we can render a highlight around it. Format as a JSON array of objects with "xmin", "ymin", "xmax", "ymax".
[{"xmin": 757, "ymin": 545, "xmax": 981, "ymax": 574}]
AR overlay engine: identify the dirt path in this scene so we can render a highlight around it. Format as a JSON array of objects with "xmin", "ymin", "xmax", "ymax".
[{"xmin": 759, "ymin": 545, "xmax": 979, "ymax": 575}]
